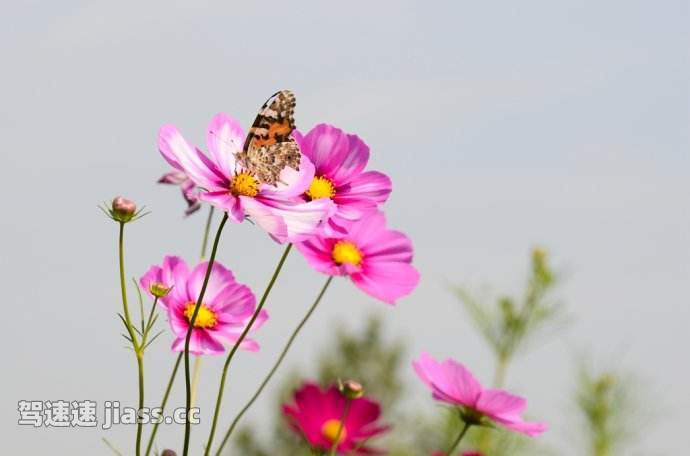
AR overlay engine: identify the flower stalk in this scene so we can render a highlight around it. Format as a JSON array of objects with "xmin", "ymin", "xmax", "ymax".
[
  {"xmin": 446, "ymin": 421, "xmax": 472, "ymax": 456},
  {"xmin": 204, "ymin": 243, "xmax": 293, "ymax": 455},
  {"xmin": 328, "ymin": 397, "xmax": 352, "ymax": 455},
  {"xmin": 214, "ymin": 276, "xmax": 333, "ymax": 455},
  {"xmin": 200, "ymin": 206, "xmax": 215, "ymax": 260},
  {"xmin": 116, "ymin": 221, "xmax": 145, "ymax": 456},
  {"xmin": 145, "ymin": 204, "xmax": 215, "ymax": 455},
  {"xmin": 144, "ymin": 353, "xmax": 182, "ymax": 456},
  {"xmin": 182, "ymin": 212, "xmax": 229, "ymax": 456}
]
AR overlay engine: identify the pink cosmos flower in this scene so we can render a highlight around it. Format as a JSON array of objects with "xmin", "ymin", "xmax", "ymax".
[
  {"xmin": 295, "ymin": 211, "xmax": 419, "ymax": 304},
  {"xmin": 413, "ymin": 353, "xmax": 547, "ymax": 436},
  {"xmin": 159, "ymin": 113, "xmax": 334, "ymax": 243},
  {"xmin": 282, "ymin": 382, "xmax": 389, "ymax": 454},
  {"xmin": 158, "ymin": 170, "xmax": 201, "ymax": 216},
  {"xmin": 142, "ymin": 256, "xmax": 267, "ymax": 355},
  {"xmin": 294, "ymin": 124, "xmax": 392, "ymax": 235}
]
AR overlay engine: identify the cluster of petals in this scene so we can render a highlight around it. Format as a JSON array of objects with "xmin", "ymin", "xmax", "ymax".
[
  {"xmin": 282, "ymin": 382, "xmax": 389, "ymax": 454},
  {"xmin": 413, "ymin": 353, "xmax": 547, "ymax": 436},
  {"xmin": 295, "ymin": 211, "xmax": 419, "ymax": 304},
  {"xmin": 158, "ymin": 170, "xmax": 201, "ymax": 216},
  {"xmin": 140, "ymin": 256, "xmax": 266, "ymax": 355},
  {"xmin": 294, "ymin": 124, "xmax": 392, "ymax": 235},
  {"xmin": 158, "ymin": 113, "xmax": 334, "ymax": 243}
]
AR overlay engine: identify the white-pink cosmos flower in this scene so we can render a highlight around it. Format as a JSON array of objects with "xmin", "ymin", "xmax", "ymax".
[{"xmin": 158, "ymin": 113, "xmax": 334, "ymax": 243}]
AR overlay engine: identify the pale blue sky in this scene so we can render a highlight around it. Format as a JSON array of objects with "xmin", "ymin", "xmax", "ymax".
[{"xmin": 1, "ymin": 1, "xmax": 688, "ymax": 454}]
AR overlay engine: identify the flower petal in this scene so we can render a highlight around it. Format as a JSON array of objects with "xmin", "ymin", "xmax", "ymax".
[
  {"xmin": 301, "ymin": 124, "xmax": 351, "ymax": 177},
  {"xmin": 186, "ymin": 261, "xmax": 236, "ymax": 305},
  {"xmin": 335, "ymin": 171, "xmax": 392, "ymax": 208},
  {"xmin": 476, "ymin": 389, "xmax": 527, "ymax": 419},
  {"xmin": 207, "ymin": 113, "xmax": 243, "ymax": 177},
  {"xmin": 330, "ymin": 132, "xmax": 370, "ymax": 183},
  {"xmin": 351, "ymin": 261, "xmax": 419, "ymax": 305},
  {"xmin": 159, "ymin": 125, "xmax": 226, "ymax": 190},
  {"xmin": 255, "ymin": 195, "xmax": 334, "ymax": 243},
  {"xmin": 199, "ymin": 191, "xmax": 244, "ymax": 223},
  {"xmin": 240, "ymin": 196, "xmax": 289, "ymax": 242},
  {"xmin": 492, "ymin": 415, "xmax": 548, "ymax": 436},
  {"xmin": 412, "ymin": 353, "xmax": 483, "ymax": 407},
  {"xmin": 294, "ymin": 237, "xmax": 341, "ymax": 276}
]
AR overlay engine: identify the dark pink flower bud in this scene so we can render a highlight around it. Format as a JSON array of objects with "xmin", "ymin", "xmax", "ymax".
[
  {"xmin": 160, "ymin": 450, "xmax": 177, "ymax": 456},
  {"xmin": 111, "ymin": 196, "xmax": 137, "ymax": 222}
]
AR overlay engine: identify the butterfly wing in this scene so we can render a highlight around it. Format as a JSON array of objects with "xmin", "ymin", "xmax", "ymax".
[{"xmin": 238, "ymin": 90, "xmax": 300, "ymax": 185}]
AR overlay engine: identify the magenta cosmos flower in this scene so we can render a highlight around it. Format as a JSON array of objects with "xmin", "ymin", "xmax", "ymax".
[
  {"xmin": 282, "ymin": 382, "xmax": 389, "ymax": 454},
  {"xmin": 294, "ymin": 124, "xmax": 392, "ymax": 235},
  {"xmin": 413, "ymin": 353, "xmax": 547, "ymax": 436},
  {"xmin": 295, "ymin": 211, "xmax": 419, "ymax": 304},
  {"xmin": 158, "ymin": 170, "xmax": 201, "ymax": 216},
  {"xmin": 159, "ymin": 113, "xmax": 334, "ymax": 243},
  {"xmin": 141, "ymin": 256, "xmax": 267, "ymax": 355}
]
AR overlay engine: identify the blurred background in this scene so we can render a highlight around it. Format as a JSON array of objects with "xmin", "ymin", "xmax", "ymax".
[{"xmin": 1, "ymin": 1, "xmax": 688, "ymax": 454}]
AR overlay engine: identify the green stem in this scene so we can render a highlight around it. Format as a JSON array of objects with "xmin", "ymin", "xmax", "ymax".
[
  {"xmin": 182, "ymin": 212, "xmax": 229, "ymax": 456},
  {"xmin": 446, "ymin": 421, "xmax": 472, "ymax": 456},
  {"xmin": 118, "ymin": 223, "xmax": 139, "ymax": 349},
  {"xmin": 142, "ymin": 296, "xmax": 159, "ymax": 345},
  {"xmin": 200, "ymin": 206, "xmax": 215, "ymax": 260},
  {"xmin": 144, "ymin": 353, "xmax": 183, "ymax": 456},
  {"xmin": 215, "ymin": 275, "xmax": 333, "ymax": 455},
  {"xmin": 117, "ymin": 222, "xmax": 143, "ymax": 456},
  {"xmin": 135, "ymin": 352, "xmax": 145, "ymax": 456},
  {"xmin": 329, "ymin": 398, "xmax": 352, "ymax": 455},
  {"xmin": 204, "ymin": 243, "xmax": 293, "ymax": 455},
  {"xmin": 493, "ymin": 355, "xmax": 509, "ymax": 388},
  {"xmin": 102, "ymin": 437, "xmax": 124, "ymax": 456},
  {"xmin": 190, "ymin": 356, "xmax": 202, "ymax": 408}
]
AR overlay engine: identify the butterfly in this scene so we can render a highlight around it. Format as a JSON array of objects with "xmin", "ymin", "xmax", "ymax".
[{"xmin": 236, "ymin": 90, "xmax": 301, "ymax": 186}]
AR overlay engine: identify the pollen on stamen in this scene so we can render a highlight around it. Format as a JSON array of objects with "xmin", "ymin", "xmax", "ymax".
[
  {"xmin": 332, "ymin": 241, "xmax": 363, "ymax": 266},
  {"xmin": 184, "ymin": 303, "xmax": 218, "ymax": 329},
  {"xmin": 306, "ymin": 176, "xmax": 336, "ymax": 200},
  {"xmin": 230, "ymin": 172, "xmax": 260, "ymax": 197},
  {"xmin": 321, "ymin": 419, "xmax": 347, "ymax": 445}
]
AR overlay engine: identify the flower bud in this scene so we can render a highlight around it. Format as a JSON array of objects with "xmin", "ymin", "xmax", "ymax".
[
  {"xmin": 111, "ymin": 196, "xmax": 137, "ymax": 222},
  {"xmin": 150, "ymin": 282, "xmax": 171, "ymax": 298},
  {"xmin": 531, "ymin": 246, "xmax": 554, "ymax": 285},
  {"xmin": 161, "ymin": 450, "xmax": 177, "ymax": 456},
  {"xmin": 532, "ymin": 246, "xmax": 548, "ymax": 262},
  {"xmin": 339, "ymin": 379, "xmax": 364, "ymax": 399},
  {"xmin": 595, "ymin": 373, "xmax": 616, "ymax": 394}
]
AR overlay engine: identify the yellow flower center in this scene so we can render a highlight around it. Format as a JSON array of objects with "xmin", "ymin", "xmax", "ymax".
[
  {"xmin": 332, "ymin": 241, "xmax": 363, "ymax": 266},
  {"xmin": 230, "ymin": 172, "xmax": 259, "ymax": 197},
  {"xmin": 306, "ymin": 176, "xmax": 336, "ymax": 200},
  {"xmin": 321, "ymin": 419, "xmax": 347, "ymax": 445},
  {"xmin": 184, "ymin": 303, "xmax": 218, "ymax": 329}
]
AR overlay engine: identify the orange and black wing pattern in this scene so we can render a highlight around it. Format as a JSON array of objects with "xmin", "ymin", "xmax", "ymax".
[{"xmin": 237, "ymin": 90, "xmax": 301, "ymax": 185}]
